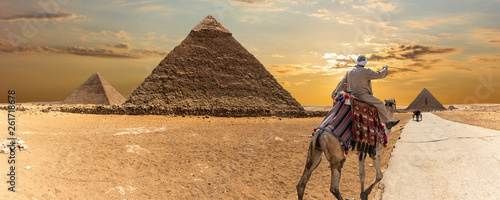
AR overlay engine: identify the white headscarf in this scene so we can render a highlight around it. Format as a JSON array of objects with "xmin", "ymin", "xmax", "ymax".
[{"xmin": 356, "ymin": 55, "xmax": 367, "ymax": 66}]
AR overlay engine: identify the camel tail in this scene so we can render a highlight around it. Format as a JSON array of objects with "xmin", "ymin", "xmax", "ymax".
[{"xmin": 306, "ymin": 130, "xmax": 322, "ymax": 169}]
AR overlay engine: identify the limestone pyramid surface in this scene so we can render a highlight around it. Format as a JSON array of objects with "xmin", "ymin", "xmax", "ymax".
[
  {"xmin": 62, "ymin": 73, "xmax": 126, "ymax": 105},
  {"xmin": 406, "ymin": 88, "xmax": 446, "ymax": 111},
  {"xmin": 125, "ymin": 15, "xmax": 303, "ymax": 116}
]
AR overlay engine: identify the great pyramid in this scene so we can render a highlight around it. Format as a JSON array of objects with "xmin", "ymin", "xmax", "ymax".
[
  {"xmin": 406, "ymin": 88, "xmax": 446, "ymax": 111},
  {"xmin": 125, "ymin": 15, "xmax": 304, "ymax": 116},
  {"xmin": 62, "ymin": 72, "xmax": 126, "ymax": 105}
]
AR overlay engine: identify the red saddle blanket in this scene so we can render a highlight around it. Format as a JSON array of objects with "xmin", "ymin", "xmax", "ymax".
[
  {"xmin": 318, "ymin": 94, "xmax": 386, "ymax": 157},
  {"xmin": 351, "ymin": 98, "xmax": 385, "ymax": 157}
]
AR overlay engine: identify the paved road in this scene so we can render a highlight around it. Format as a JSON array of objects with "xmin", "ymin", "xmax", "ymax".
[{"xmin": 375, "ymin": 113, "xmax": 500, "ymax": 200}]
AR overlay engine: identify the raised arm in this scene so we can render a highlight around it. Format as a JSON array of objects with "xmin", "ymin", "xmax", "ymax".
[{"xmin": 364, "ymin": 65, "xmax": 389, "ymax": 79}]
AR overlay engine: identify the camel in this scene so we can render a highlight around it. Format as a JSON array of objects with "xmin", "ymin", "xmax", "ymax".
[{"xmin": 296, "ymin": 98, "xmax": 397, "ymax": 200}]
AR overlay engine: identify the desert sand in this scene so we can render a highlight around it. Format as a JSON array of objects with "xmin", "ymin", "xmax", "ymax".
[
  {"xmin": 435, "ymin": 104, "xmax": 500, "ymax": 131},
  {"xmin": 0, "ymin": 107, "xmax": 410, "ymax": 200},
  {"xmin": 1, "ymin": 104, "xmax": 498, "ymax": 200}
]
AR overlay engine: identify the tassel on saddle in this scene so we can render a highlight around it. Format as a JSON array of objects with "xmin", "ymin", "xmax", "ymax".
[{"xmin": 351, "ymin": 140, "xmax": 377, "ymax": 160}]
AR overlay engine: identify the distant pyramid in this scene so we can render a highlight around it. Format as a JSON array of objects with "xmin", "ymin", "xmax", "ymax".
[
  {"xmin": 125, "ymin": 15, "xmax": 303, "ymax": 116},
  {"xmin": 62, "ymin": 73, "xmax": 126, "ymax": 105},
  {"xmin": 406, "ymin": 88, "xmax": 446, "ymax": 111}
]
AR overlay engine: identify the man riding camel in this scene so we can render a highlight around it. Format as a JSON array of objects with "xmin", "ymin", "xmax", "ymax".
[{"xmin": 333, "ymin": 55, "xmax": 400, "ymax": 129}]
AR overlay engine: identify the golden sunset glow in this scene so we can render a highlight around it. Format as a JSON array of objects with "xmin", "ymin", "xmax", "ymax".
[{"xmin": 1, "ymin": 0, "xmax": 499, "ymax": 106}]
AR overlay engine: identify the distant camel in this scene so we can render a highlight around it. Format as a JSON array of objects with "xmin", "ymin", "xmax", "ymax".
[{"xmin": 296, "ymin": 98, "xmax": 397, "ymax": 200}]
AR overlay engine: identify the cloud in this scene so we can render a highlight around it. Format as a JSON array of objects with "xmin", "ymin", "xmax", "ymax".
[
  {"xmin": 278, "ymin": 81, "xmax": 304, "ymax": 87},
  {"xmin": 307, "ymin": 9, "xmax": 353, "ymax": 24},
  {"xmin": 106, "ymin": 43, "xmax": 131, "ymax": 49},
  {"xmin": 78, "ymin": 35, "xmax": 90, "ymax": 42},
  {"xmin": 239, "ymin": 15, "xmax": 263, "ymax": 23},
  {"xmin": 323, "ymin": 53, "xmax": 358, "ymax": 68},
  {"xmin": 0, "ymin": 12, "xmax": 80, "ymax": 22},
  {"xmin": 368, "ymin": 44, "xmax": 458, "ymax": 61},
  {"xmin": 234, "ymin": 0, "xmax": 264, "ymax": 3},
  {"xmin": 113, "ymin": 0, "xmax": 156, "ymax": 7},
  {"xmin": 292, "ymin": 81, "xmax": 305, "ymax": 86},
  {"xmin": 406, "ymin": 15, "xmax": 468, "ymax": 30},
  {"xmin": 137, "ymin": 49, "xmax": 168, "ymax": 57},
  {"xmin": 268, "ymin": 65, "xmax": 308, "ymax": 76},
  {"xmin": 137, "ymin": 5, "xmax": 170, "ymax": 12},
  {"xmin": 474, "ymin": 28, "xmax": 500, "ymax": 46},
  {"xmin": 158, "ymin": 35, "xmax": 170, "ymax": 42},
  {"xmin": 465, "ymin": 55, "xmax": 500, "ymax": 65},
  {"xmin": 271, "ymin": 54, "xmax": 284, "ymax": 57},
  {"xmin": 0, "ymin": 38, "xmax": 166, "ymax": 58},
  {"xmin": 351, "ymin": 0, "xmax": 402, "ymax": 12},
  {"xmin": 90, "ymin": 30, "xmax": 131, "ymax": 40},
  {"xmin": 318, "ymin": 44, "xmax": 461, "ymax": 77},
  {"xmin": 267, "ymin": 64, "xmax": 348, "ymax": 76},
  {"xmin": 231, "ymin": 0, "xmax": 288, "ymax": 12}
]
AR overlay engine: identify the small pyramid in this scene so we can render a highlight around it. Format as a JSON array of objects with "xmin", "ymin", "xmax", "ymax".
[
  {"xmin": 126, "ymin": 15, "xmax": 303, "ymax": 116},
  {"xmin": 62, "ymin": 73, "xmax": 126, "ymax": 105},
  {"xmin": 406, "ymin": 88, "xmax": 446, "ymax": 111}
]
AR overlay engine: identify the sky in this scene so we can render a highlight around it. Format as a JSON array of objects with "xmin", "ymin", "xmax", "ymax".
[{"xmin": 0, "ymin": 0, "xmax": 499, "ymax": 106}]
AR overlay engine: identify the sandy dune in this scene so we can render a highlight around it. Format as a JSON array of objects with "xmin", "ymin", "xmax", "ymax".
[{"xmin": 0, "ymin": 109, "xmax": 410, "ymax": 200}]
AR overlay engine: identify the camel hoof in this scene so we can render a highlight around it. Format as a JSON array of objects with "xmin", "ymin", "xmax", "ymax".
[{"xmin": 360, "ymin": 192, "xmax": 368, "ymax": 200}]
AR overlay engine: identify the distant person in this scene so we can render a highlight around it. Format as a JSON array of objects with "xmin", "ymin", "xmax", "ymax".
[
  {"xmin": 413, "ymin": 110, "xmax": 422, "ymax": 121},
  {"xmin": 333, "ymin": 55, "xmax": 400, "ymax": 129}
]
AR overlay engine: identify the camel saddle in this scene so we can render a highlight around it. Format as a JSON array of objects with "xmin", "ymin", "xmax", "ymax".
[{"xmin": 317, "ymin": 92, "xmax": 386, "ymax": 157}]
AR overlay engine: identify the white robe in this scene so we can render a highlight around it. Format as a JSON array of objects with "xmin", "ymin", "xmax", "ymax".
[{"xmin": 333, "ymin": 65, "xmax": 391, "ymax": 123}]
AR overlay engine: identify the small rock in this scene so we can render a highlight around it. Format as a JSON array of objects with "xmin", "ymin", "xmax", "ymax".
[
  {"xmin": 208, "ymin": 182, "xmax": 211, "ymax": 185},
  {"xmin": 368, "ymin": 164, "xmax": 373, "ymax": 167},
  {"xmin": 1, "ymin": 148, "xmax": 10, "ymax": 154},
  {"xmin": 26, "ymin": 166, "xmax": 31, "ymax": 170}
]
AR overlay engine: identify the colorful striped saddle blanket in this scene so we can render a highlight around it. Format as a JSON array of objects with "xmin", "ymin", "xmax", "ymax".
[
  {"xmin": 317, "ymin": 97, "xmax": 353, "ymax": 147},
  {"xmin": 317, "ymin": 93, "xmax": 386, "ymax": 156}
]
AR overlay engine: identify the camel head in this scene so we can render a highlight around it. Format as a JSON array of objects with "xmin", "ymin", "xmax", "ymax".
[
  {"xmin": 384, "ymin": 98, "xmax": 396, "ymax": 137},
  {"xmin": 384, "ymin": 98, "xmax": 396, "ymax": 120}
]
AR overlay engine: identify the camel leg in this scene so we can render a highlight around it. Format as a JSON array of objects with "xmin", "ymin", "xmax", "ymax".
[
  {"xmin": 319, "ymin": 134, "xmax": 345, "ymax": 200},
  {"xmin": 359, "ymin": 153, "xmax": 367, "ymax": 200},
  {"xmin": 361, "ymin": 144, "xmax": 384, "ymax": 200},
  {"xmin": 329, "ymin": 158, "xmax": 345, "ymax": 200},
  {"xmin": 296, "ymin": 140, "xmax": 323, "ymax": 200}
]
